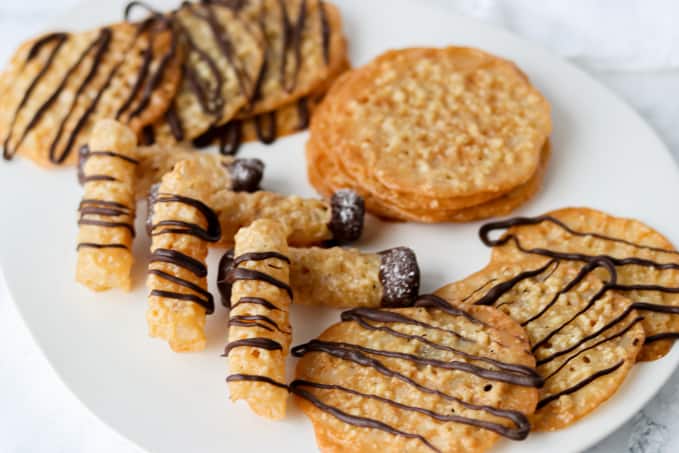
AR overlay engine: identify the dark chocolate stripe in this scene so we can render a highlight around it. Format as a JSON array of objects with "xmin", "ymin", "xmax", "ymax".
[
  {"xmin": 537, "ymin": 360, "xmax": 625, "ymax": 409},
  {"xmin": 3, "ymin": 33, "xmax": 69, "ymax": 160},
  {"xmin": 543, "ymin": 317, "xmax": 644, "ymax": 381},
  {"xmin": 536, "ymin": 306, "xmax": 641, "ymax": 366},
  {"xmin": 227, "ymin": 374, "xmax": 288, "ymax": 389},
  {"xmin": 150, "ymin": 193, "xmax": 221, "ymax": 242},
  {"xmin": 290, "ymin": 384, "xmax": 441, "ymax": 452},
  {"xmin": 414, "ymin": 294, "xmax": 485, "ymax": 325},
  {"xmin": 77, "ymin": 242, "xmax": 127, "ymax": 251},
  {"xmin": 48, "ymin": 28, "xmax": 114, "ymax": 164},
  {"xmin": 341, "ymin": 307, "xmax": 472, "ymax": 342},
  {"xmin": 128, "ymin": 18, "xmax": 179, "ymax": 119},
  {"xmin": 297, "ymin": 97, "xmax": 310, "ymax": 130},
  {"xmin": 342, "ymin": 308, "xmax": 543, "ymax": 387},
  {"xmin": 521, "ymin": 260, "xmax": 605, "ymax": 326},
  {"xmin": 83, "ymin": 148, "xmax": 139, "ymax": 165},
  {"xmin": 10, "ymin": 29, "xmax": 110, "ymax": 158},
  {"xmin": 229, "ymin": 315, "xmax": 290, "ymax": 334},
  {"xmin": 254, "ymin": 111, "xmax": 276, "ymax": 144},
  {"xmin": 148, "ymin": 269, "xmax": 214, "ymax": 314},
  {"xmin": 293, "ymin": 380, "xmax": 528, "ymax": 444},
  {"xmin": 78, "ymin": 219, "xmax": 135, "ymax": 236},
  {"xmin": 318, "ymin": 0, "xmax": 331, "ymax": 64},
  {"xmin": 150, "ymin": 248, "xmax": 207, "ymax": 278},
  {"xmin": 223, "ymin": 338, "xmax": 283, "ymax": 356},
  {"xmin": 291, "ymin": 340, "xmax": 531, "ymax": 440},
  {"xmin": 226, "ymin": 268, "xmax": 293, "ymax": 299},
  {"xmin": 232, "ymin": 251, "xmax": 291, "ymax": 267},
  {"xmin": 473, "ymin": 260, "xmax": 556, "ymax": 307},
  {"xmin": 231, "ymin": 297, "xmax": 280, "ymax": 312}
]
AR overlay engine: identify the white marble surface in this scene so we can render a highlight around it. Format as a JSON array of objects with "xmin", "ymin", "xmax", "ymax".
[{"xmin": 1, "ymin": 1, "xmax": 679, "ymax": 452}]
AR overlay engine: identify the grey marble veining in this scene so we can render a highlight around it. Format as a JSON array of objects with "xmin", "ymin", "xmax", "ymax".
[{"xmin": 1, "ymin": 2, "xmax": 678, "ymax": 453}]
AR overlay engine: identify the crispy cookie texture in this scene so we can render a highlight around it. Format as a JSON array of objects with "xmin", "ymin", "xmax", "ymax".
[
  {"xmin": 292, "ymin": 295, "xmax": 540, "ymax": 453},
  {"xmin": 146, "ymin": 159, "xmax": 222, "ymax": 352},
  {"xmin": 310, "ymin": 47, "xmax": 551, "ymax": 202},
  {"xmin": 134, "ymin": 144, "xmax": 264, "ymax": 197},
  {"xmin": 211, "ymin": 188, "xmax": 364, "ymax": 247},
  {"xmin": 149, "ymin": 1, "xmax": 265, "ymax": 144},
  {"xmin": 0, "ymin": 19, "xmax": 182, "ymax": 167},
  {"xmin": 224, "ymin": 219, "xmax": 292, "ymax": 420},
  {"xmin": 235, "ymin": 0, "xmax": 348, "ymax": 116},
  {"xmin": 217, "ymin": 245, "xmax": 420, "ymax": 309},
  {"xmin": 308, "ymin": 129, "xmax": 550, "ymax": 222},
  {"xmin": 435, "ymin": 257, "xmax": 645, "ymax": 431},
  {"xmin": 482, "ymin": 207, "xmax": 679, "ymax": 361},
  {"xmin": 76, "ymin": 120, "xmax": 138, "ymax": 291},
  {"xmin": 189, "ymin": 58, "xmax": 350, "ymax": 154}
]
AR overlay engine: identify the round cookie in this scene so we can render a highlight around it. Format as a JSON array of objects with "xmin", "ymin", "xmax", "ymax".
[
  {"xmin": 314, "ymin": 47, "xmax": 551, "ymax": 201},
  {"xmin": 482, "ymin": 207, "xmax": 679, "ymax": 362},
  {"xmin": 306, "ymin": 79, "xmax": 519, "ymax": 213},
  {"xmin": 292, "ymin": 295, "xmax": 540, "ymax": 453},
  {"xmin": 307, "ymin": 128, "xmax": 550, "ymax": 222},
  {"xmin": 435, "ymin": 257, "xmax": 645, "ymax": 430},
  {"xmin": 0, "ymin": 21, "xmax": 183, "ymax": 167}
]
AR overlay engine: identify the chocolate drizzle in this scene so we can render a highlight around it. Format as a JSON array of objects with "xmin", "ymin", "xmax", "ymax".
[
  {"xmin": 78, "ymin": 145, "xmax": 139, "ymax": 185},
  {"xmin": 479, "ymin": 215, "xmax": 679, "ymax": 345},
  {"xmin": 76, "ymin": 146, "xmax": 138, "ymax": 251},
  {"xmin": 3, "ymin": 11, "xmax": 178, "ymax": 164},
  {"xmin": 291, "ymin": 295, "xmax": 536, "ymax": 444},
  {"xmin": 226, "ymin": 374, "xmax": 288, "ymax": 389},
  {"xmin": 224, "ymin": 248, "xmax": 292, "ymax": 389},
  {"xmin": 189, "ymin": 0, "xmax": 334, "ymax": 153},
  {"xmin": 456, "ymin": 249, "xmax": 647, "ymax": 412},
  {"xmin": 147, "ymin": 188, "xmax": 220, "ymax": 314},
  {"xmin": 149, "ymin": 193, "xmax": 221, "ymax": 242}
]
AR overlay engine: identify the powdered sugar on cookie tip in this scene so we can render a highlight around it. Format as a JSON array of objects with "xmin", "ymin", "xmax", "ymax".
[
  {"xmin": 328, "ymin": 189, "xmax": 365, "ymax": 242},
  {"xmin": 379, "ymin": 247, "xmax": 420, "ymax": 307},
  {"xmin": 228, "ymin": 158, "xmax": 265, "ymax": 192}
]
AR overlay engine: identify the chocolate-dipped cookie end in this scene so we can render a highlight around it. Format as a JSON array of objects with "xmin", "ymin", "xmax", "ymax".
[
  {"xmin": 379, "ymin": 247, "xmax": 420, "ymax": 307},
  {"xmin": 227, "ymin": 158, "xmax": 264, "ymax": 193},
  {"xmin": 328, "ymin": 189, "xmax": 365, "ymax": 242}
]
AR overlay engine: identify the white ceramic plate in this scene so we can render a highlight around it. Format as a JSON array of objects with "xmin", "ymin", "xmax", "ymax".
[{"xmin": 2, "ymin": 1, "xmax": 678, "ymax": 452}]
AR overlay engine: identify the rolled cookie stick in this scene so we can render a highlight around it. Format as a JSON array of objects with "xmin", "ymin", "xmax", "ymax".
[
  {"xmin": 133, "ymin": 144, "xmax": 265, "ymax": 197},
  {"xmin": 223, "ymin": 219, "xmax": 292, "ymax": 420},
  {"xmin": 218, "ymin": 246, "xmax": 420, "ymax": 309},
  {"xmin": 146, "ymin": 159, "xmax": 221, "ymax": 352},
  {"xmin": 76, "ymin": 119, "xmax": 138, "ymax": 291},
  {"xmin": 211, "ymin": 188, "xmax": 365, "ymax": 247}
]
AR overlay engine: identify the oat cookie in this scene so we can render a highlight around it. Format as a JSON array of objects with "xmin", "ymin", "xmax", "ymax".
[
  {"xmin": 482, "ymin": 207, "xmax": 679, "ymax": 361},
  {"xmin": 223, "ymin": 219, "xmax": 292, "ymax": 420},
  {"xmin": 0, "ymin": 19, "xmax": 182, "ymax": 167},
  {"xmin": 292, "ymin": 295, "xmax": 540, "ymax": 453},
  {"xmin": 134, "ymin": 144, "xmax": 264, "ymax": 197},
  {"xmin": 149, "ymin": 1, "xmax": 265, "ymax": 144},
  {"xmin": 218, "ymin": 246, "xmax": 420, "ymax": 309},
  {"xmin": 435, "ymin": 257, "xmax": 644, "ymax": 430},
  {"xmin": 76, "ymin": 120, "xmax": 138, "ymax": 291},
  {"xmin": 311, "ymin": 47, "xmax": 551, "ymax": 202},
  {"xmin": 146, "ymin": 159, "xmax": 222, "ymax": 352}
]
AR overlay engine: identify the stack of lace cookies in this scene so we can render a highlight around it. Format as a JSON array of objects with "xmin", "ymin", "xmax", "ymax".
[
  {"xmin": 307, "ymin": 46, "xmax": 552, "ymax": 222},
  {"xmin": 0, "ymin": 0, "xmax": 349, "ymax": 168}
]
